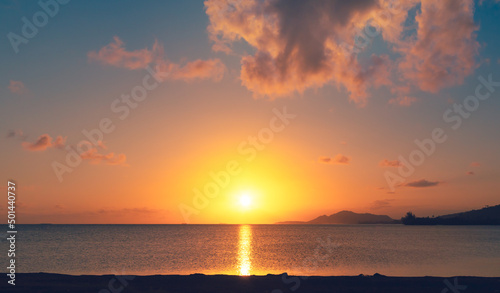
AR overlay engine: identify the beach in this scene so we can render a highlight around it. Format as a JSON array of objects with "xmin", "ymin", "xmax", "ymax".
[{"xmin": 2, "ymin": 273, "xmax": 500, "ymax": 293}]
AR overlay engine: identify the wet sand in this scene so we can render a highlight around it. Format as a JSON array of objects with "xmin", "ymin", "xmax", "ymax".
[{"xmin": 2, "ymin": 273, "xmax": 500, "ymax": 293}]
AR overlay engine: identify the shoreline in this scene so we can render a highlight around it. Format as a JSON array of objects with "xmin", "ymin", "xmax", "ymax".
[{"xmin": 2, "ymin": 273, "xmax": 499, "ymax": 293}]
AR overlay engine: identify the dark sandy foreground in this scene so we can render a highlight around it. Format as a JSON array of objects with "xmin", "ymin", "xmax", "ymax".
[{"xmin": 1, "ymin": 273, "xmax": 500, "ymax": 293}]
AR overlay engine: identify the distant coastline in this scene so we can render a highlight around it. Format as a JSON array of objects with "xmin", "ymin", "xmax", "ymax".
[
  {"xmin": 276, "ymin": 210, "xmax": 400, "ymax": 225},
  {"xmin": 277, "ymin": 204, "xmax": 500, "ymax": 226},
  {"xmin": 401, "ymin": 204, "xmax": 500, "ymax": 225}
]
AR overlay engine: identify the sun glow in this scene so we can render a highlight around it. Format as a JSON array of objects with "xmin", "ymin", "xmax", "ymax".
[{"xmin": 238, "ymin": 192, "xmax": 253, "ymax": 209}]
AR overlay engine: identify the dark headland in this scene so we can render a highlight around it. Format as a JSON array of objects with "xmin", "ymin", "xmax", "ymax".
[
  {"xmin": 2, "ymin": 273, "xmax": 500, "ymax": 293},
  {"xmin": 277, "ymin": 204, "xmax": 500, "ymax": 225},
  {"xmin": 402, "ymin": 204, "xmax": 500, "ymax": 225},
  {"xmin": 276, "ymin": 210, "xmax": 400, "ymax": 224}
]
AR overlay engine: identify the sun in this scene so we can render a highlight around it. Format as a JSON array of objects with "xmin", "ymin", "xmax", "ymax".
[{"xmin": 238, "ymin": 192, "xmax": 253, "ymax": 209}]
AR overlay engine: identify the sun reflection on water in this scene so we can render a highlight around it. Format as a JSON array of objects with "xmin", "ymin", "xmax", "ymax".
[{"xmin": 238, "ymin": 225, "xmax": 252, "ymax": 276}]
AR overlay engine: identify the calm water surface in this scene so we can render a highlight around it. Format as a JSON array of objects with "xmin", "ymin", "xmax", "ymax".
[{"xmin": 3, "ymin": 224, "xmax": 500, "ymax": 276}]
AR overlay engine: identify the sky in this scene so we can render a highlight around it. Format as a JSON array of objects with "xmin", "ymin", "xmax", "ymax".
[{"xmin": 1, "ymin": 0, "xmax": 500, "ymax": 224}]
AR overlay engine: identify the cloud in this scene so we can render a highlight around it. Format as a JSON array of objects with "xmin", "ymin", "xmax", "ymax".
[
  {"xmin": 205, "ymin": 0, "xmax": 391, "ymax": 103},
  {"xmin": 22, "ymin": 134, "xmax": 66, "ymax": 152},
  {"xmin": 404, "ymin": 179, "xmax": 440, "ymax": 188},
  {"xmin": 53, "ymin": 136, "xmax": 67, "ymax": 149},
  {"xmin": 396, "ymin": 0, "xmax": 479, "ymax": 92},
  {"xmin": 163, "ymin": 58, "xmax": 226, "ymax": 82},
  {"xmin": 6, "ymin": 129, "xmax": 24, "ymax": 139},
  {"xmin": 379, "ymin": 159, "xmax": 403, "ymax": 167},
  {"xmin": 370, "ymin": 199, "xmax": 395, "ymax": 210},
  {"xmin": 388, "ymin": 96, "xmax": 417, "ymax": 107},
  {"xmin": 8, "ymin": 80, "xmax": 26, "ymax": 94},
  {"xmin": 88, "ymin": 36, "xmax": 153, "ymax": 69},
  {"xmin": 319, "ymin": 154, "xmax": 351, "ymax": 165},
  {"xmin": 97, "ymin": 141, "xmax": 107, "ymax": 150},
  {"xmin": 19, "ymin": 134, "xmax": 127, "ymax": 167},
  {"xmin": 80, "ymin": 147, "xmax": 128, "ymax": 166},
  {"xmin": 467, "ymin": 171, "xmax": 475, "ymax": 175},
  {"xmin": 18, "ymin": 207, "xmax": 170, "ymax": 224},
  {"xmin": 88, "ymin": 37, "xmax": 225, "ymax": 81},
  {"xmin": 470, "ymin": 162, "xmax": 481, "ymax": 167},
  {"xmin": 319, "ymin": 156, "xmax": 333, "ymax": 164},
  {"xmin": 204, "ymin": 0, "xmax": 479, "ymax": 103},
  {"xmin": 96, "ymin": 207, "xmax": 161, "ymax": 215},
  {"xmin": 334, "ymin": 154, "xmax": 351, "ymax": 165}
]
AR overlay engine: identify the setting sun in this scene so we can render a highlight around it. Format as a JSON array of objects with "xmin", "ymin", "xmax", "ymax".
[{"xmin": 238, "ymin": 193, "xmax": 253, "ymax": 209}]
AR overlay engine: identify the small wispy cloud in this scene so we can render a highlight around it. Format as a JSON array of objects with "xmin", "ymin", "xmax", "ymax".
[
  {"xmin": 404, "ymin": 179, "xmax": 440, "ymax": 188},
  {"xmin": 6, "ymin": 129, "xmax": 24, "ymax": 139},
  {"xmin": 379, "ymin": 159, "xmax": 403, "ymax": 168},
  {"xmin": 80, "ymin": 148, "xmax": 128, "ymax": 166},
  {"xmin": 21, "ymin": 134, "xmax": 67, "ymax": 151},
  {"xmin": 88, "ymin": 36, "xmax": 226, "ymax": 82},
  {"xmin": 370, "ymin": 199, "xmax": 395, "ymax": 210},
  {"xmin": 8, "ymin": 80, "xmax": 26, "ymax": 95},
  {"xmin": 319, "ymin": 154, "xmax": 351, "ymax": 165}
]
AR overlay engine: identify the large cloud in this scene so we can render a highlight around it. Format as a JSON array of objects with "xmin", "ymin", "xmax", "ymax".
[
  {"xmin": 88, "ymin": 37, "xmax": 226, "ymax": 82},
  {"xmin": 205, "ymin": 0, "xmax": 479, "ymax": 103},
  {"xmin": 396, "ymin": 0, "xmax": 479, "ymax": 92}
]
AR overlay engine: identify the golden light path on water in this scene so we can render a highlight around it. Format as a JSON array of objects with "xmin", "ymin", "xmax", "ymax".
[{"xmin": 238, "ymin": 225, "xmax": 252, "ymax": 276}]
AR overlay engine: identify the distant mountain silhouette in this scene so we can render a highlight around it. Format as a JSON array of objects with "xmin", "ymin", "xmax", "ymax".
[
  {"xmin": 402, "ymin": 204, "xmax": 500, "ymax": 225},
  {"xmin": 277, "ymin": 210, "xmax": 398, "ymax": 225}
]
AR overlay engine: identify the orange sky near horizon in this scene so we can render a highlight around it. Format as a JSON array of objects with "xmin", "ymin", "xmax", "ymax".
[{"xmin": 2, "ymin": 0, "xmax": 500, "ymax": 224}]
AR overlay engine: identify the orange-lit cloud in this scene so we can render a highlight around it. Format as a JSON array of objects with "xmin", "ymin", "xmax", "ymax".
[
  {"xmin": 319, "ymin": 154, "xmax": 351, "ymax": 165},
  {"xmin": 405, "ymin": 179, "xmax": 440, "ymax": 188},
  {"xmin": 470, "ymin": 162, "xmax": 481, "ymax": 167},
  {"xmin": 370, "ymin": 199, "xmax": 395, "ymax": 210},
  {"xmin": 396, "ymin": 0, "xmax": 479, "ymax": 93},
  {"xmin": 88, "ymin": 36, "xmax": 226, "ymax": 82},
  {"xmin": 19, "ymin": 133, "xmax": 127, "ymax": 167},
  {"xmin": 205, "ymin": 0, "xmax": 390, "ymax": 103},
  {"xmin": 22, "ymin": 134, "xmax": 67, "ymax": 151},
  {"xmin": 97, "ymin": 141, "xmax": 107, "ymax": 150},
  {"xmin": 80, "ymin": 147, "xmax": 128, "ymax": 166},
  {"xmin": 388, "ymin": 96, "xmax": 417, "ymax": 107},
  {"xmin": 164, "ymin": 58, "xmax": 226, "ymax": 82},
  {"xmin": 53, "ymin": 135, "xmax": 67, "ymax": 149},
  {"xmin": 205, "ymin": 0, "xmax": 479, "ymax": 103},
  {"xmin": 88, "ymin": 36, "xmax": 153, "ymax": 69},
  {"xmin": 379, "ymin": 159, "xmax": 403, "ymax": 167},
  {"xmin": 8, "ymin": 80, "xmax": 26, "ymax": 95},
  {"xmin": 319, "ymin": 157, "xmax": 333, "ymax": 164}
]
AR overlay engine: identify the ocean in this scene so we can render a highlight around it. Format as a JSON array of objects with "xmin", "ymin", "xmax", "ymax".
[{"xmin": 3, "ymin": 224, "xmax": 500, "ymax": 277}]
